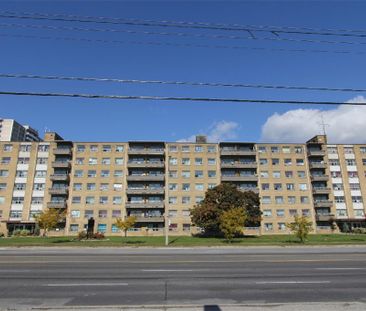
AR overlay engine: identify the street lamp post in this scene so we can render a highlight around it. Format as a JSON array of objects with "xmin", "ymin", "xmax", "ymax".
[{"xmin": 165, "ymin": 156, "xmax": 171, "ymax": 246}]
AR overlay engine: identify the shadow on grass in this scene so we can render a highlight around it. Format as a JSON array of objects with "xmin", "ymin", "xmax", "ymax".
[
  {"xmin": 168, "ymin": 237, "xmax": 180, "ymax": 245},
  {"xmin": 350, "ymin": 238, "xmax": 365, "ymax": 241},
  {"xmin": 123, "ymin": 240, "xmax": 146, "ymax": 245},
  {"xmin": 51, "ymin": 239, "xmax": 74, "ymax": 244}
]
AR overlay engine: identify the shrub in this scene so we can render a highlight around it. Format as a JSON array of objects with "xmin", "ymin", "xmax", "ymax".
[
  {"xmin": 352, "ymin": 228, "xmax": 366, "ymax": 234},
  {"xmin": 0, "ymin": 232, "xmax": 5, "ymax": 238},
  {"xmin": 78, "ymin": 231, "xmax": 87, "ymax": 240},
  {"xmin": 93, "ymin": 232, "xmax": 105, "ymax": 240}
]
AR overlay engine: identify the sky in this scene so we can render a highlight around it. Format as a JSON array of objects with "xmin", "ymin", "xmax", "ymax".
[{"xmin": 0, "ymin": 0, "xmax": 366, "ymax": 143}]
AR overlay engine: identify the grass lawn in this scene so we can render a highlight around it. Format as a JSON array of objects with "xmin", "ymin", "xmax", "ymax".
[{"xmin": 0, "ymin": 234, "xmax": 366, "ymax": 247}]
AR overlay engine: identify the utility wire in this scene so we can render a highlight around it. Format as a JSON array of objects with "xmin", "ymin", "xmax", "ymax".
[
  {"xmin": 1, "ymin": 73, "xmax": 365, "ymax": 93},
  {"xmin": 1, "ymin": 11, "xmax": 366, "ymax": 38},
  {"xmin": 1, "ymin": 33, "xmax": 364, "ymax": 55},
  {"xmin": 0, "ymin": 90, "xmax": 364, "ymax": 106},
  {"xmin": 1, "ymin": 22, "xmax": 366, "ymax": 46}
]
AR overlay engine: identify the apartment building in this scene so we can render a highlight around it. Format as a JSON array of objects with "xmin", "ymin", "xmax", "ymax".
[
  {"xmin": 0, "ymin": 119, "xmax": 41, "ymax": 142},
  {"xmin": 0, "ymin": 132, "xmax": 366, "ymax": 236}
]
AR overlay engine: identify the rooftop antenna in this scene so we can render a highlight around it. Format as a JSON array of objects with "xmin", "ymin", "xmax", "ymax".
[{"xmin": 318, "ymin": 113, "xmax": 329, "ymax": 144}]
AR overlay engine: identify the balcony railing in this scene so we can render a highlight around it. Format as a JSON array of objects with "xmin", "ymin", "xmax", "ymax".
[
  {"xmin": 312, "ymin": 187, "xmax": 331, "ymax": 194},
  {"xmin": 311, "ymin": 174, "xmax": 329, "ymax": 181},
  {"xmin": 126, "ymin": 202, "xmax": 164, "ymax": 209},
  {"xmin": 128, "ymin": 148, "xmax": 165, "ymax": 155},
  {"xmin": 316, "ymin": 214, "xmax": 334, "ymax": 222},
  {"xmin": 221, "ymin": 162, "xmax": 257, "ymax": 168},
  {"xmin": 307, "ymin": 150, "xmax": 325, "ymax": 157},
  {"xmin": 52, "ymin": 161, "xmax": 71, "ymax": 169},
  {"xmin": 50, "ymin": 174, "xmax": 69, "ymax": 181},
  {"xmin": 126, "ymin": 188, "xmax": 165, "ymax": 195},
  {"xmin": 53, "ymin": 148, "xmax": 72, "ymax": 155},
  {"xmin": 47, "ymin": 201, "xmax": 67, "ymax": 209},
  {"xmin": 221, "ymin": 149, "xmax": 256, "ymax": 156},
  {"xmin": 127, "ymin": 175, "xmax": 165, "ymax": 181},
  {"xmin": 314, "ymin": 200, "xmax": 333, "ymax": 208},
  {"xmin": 221, "ymin": 175, "xmax": 258, "ymax": 182},
  {"xmin": 128, "ymin": 161, "xmax": 165, "ymax": 168},
  {"xmin": 309, "ymin": 162, "xmax": 327, "ymax": 169},
  {"xmin": 48, "ymin": 187, "xmax": 68, "ymax": 195},
  {"xmin": 134, "ymin": 216, "xmax": 165, "ymax": 223}
]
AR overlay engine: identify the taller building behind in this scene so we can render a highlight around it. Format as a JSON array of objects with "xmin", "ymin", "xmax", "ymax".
[{"xmin": 0, "ymin": 119, "xmax": 41, "ymax": 142}]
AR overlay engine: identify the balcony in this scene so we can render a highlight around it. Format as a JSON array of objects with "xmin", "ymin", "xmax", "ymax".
[
  {"xmin": 307, "ymin": 150, "xmax": 325, "ymax": 157},
  {"xmin": 48, "ymin": 187, "xmax": 68, "ymax": 195},
  {"xmin": 312, "ymin": 187, "xmax": 331, "ymax": 194},
  {"xmin": 126, "ymin": 202, "xmax": 164, "ymax": 209},
  {"xmin": 221, "ymin": 175, "xmax": 258, "ymax": 182},
  {"xmin": 47, "ymin": 201, "xmax": 67, "ymax": 209},
  {"xmin": 309, "ymin": 162, "xmax": 327, "ymax": 169},
  {"xmin": 221, "ymin": 162, "xmax": 257, "ymax": 169},
  {"xmin": 50, "ymin": 174, "xmax": 69, "ymax": 181},
  {"xmin": 316, "ymin": 214, "xmax": 334, "ymax": 222},
  {"xmin": 52, "ymin": 161, "xmax": 71, "ymax": 169},
  {"xmin": 221, "ymin": 149, "xmax": 256, "ymax": 156},
  {"xmin": 134, "ymin": 216, "xmax": 165, "ymax": 223},
  {"xmin": 128, "ymin": 148, "xmax": 165, "ymax": 155},
  {"xmin": 128, "ymin": 161, "xmax": 165, "ymax": 168},
  {"xmin": 126, "ymin": 188, "xmax": 165, "ymax": 195},
  {"xmin": 314, "ymin": 200, "xmax": 333, "ymax": 208},
  {"xmin": 311, "ymin": 174, "xmax": 329, "ymax": 182},
  {"xmin": 53, "ymin": 148, "xmax": 72, "ymax": 155},
  {"xmin": 127, "ymin": 175, "xmax": 165, "ymax": 181}
]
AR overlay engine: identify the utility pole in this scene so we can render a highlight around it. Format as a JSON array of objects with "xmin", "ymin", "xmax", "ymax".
[{"xmin": 165, "ymin": 156, "xmax": 170, "ymax": 246}]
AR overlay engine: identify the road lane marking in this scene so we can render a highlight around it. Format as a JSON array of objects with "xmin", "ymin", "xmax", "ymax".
[
  {"xmin": 255, "ymin": 281, "xmax": 330, "ymax": 284},
  {"xmin": 141, "ymin": 269, "xmax": 204, "ymax": 272},
  {"xmin": 44, "ymin": 283, "xmax": 128, "ymax": 287}
]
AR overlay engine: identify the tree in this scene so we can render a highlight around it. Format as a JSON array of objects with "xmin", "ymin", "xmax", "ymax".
[
  {"xmin": 191, "ymin": 183, "xmax": 261, "ymax": 235},
  {"xmin": 286, "ymin": 215, "xmax": 313, "ymax": 243},
  {"xmin": 35, "ymin": 209, "xmax": 65, "ymax": 237},
  {"xmin": 219, "ymin": 208, "xmax": 247, "ymax": 242},
  {"xmin": 115, "ymin": 216, "xmax": 137, "ymax": 238}
]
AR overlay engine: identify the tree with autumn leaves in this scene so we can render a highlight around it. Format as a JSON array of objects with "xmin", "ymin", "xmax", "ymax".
[
  {"xmin": 191, "ymin": 183, "xmax": 261, "ymax": 237},
  {"xmin": 115, "ymin": 216, "xmax": 137, "ymax": 238},
  {"xmin": 35, "ymin": 208, "xmax": 66, "ymax": 237}
]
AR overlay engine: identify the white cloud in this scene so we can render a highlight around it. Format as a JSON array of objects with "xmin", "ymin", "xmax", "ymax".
[
  {"xmin": 260, "ymin": 96, "xmax": 366, "ymax": 143},
  {"xmin": 178, "ymin": 120, "xmax": 240, "ymax": 143}
]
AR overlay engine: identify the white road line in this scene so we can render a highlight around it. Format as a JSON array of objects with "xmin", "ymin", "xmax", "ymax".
[
  {"xmin": 255, "ymin": 281, "xmax": 330, "ymax": 284},
  {"xmin": 45, "ymin": 283, "xmax": 128, "ymax": 287},
  {"xmin": 141, "ymin": 269, "xmax": 201, "ymax": 272},
  {"xmin": 316, "ymin": 267, "xmax": 366, "ymax": 270}
]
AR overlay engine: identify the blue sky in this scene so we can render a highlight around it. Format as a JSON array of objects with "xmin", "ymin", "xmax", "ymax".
[{"xmin": 0, "ymin": 1, "xmax": 365, "ymax": 143}]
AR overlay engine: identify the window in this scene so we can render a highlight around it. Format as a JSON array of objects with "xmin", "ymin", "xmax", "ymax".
[
  {"xmin": 286, "ymin": 183, "xmax": 295, "ymax": 191},
  {"xmin": 282, "ymin": 146, "xmax": 291, "ymax": 153},
  {"xmin": 87, "ymin": 183, "xmax": 96, "ymax": 191},
  {"xmin": 276, "ymin": 209, "xmax": 285, "ymax": 217},
  {"xmin": 289, "ymin": 209, "xmax": 298, "ymax": 217},
  {"xmin": 84, "ymin": 210, "xmax": 93, "ymax": 219},
  {"xmin": 261, "ymin": 183, "xmax": 270, "ymax": 191},
  {"xmin": 14, "ymin": 183, "xmax": 26, "ymax": 190},
  {"xmin": 285, "ymin": 171, "xmax": 293, "ymax": 178},
  {"xmin": 181, "ymin": 171, "xmax": 190, "ymax": 178},
  {"xmin": 16, "ymin": 170, "xmax": 27, "ymax": 178},
  {"xmin": 260, "ymin": 171, "xmax": 269, "ymax": 178},
  {"xmin": 182, "ymin": 196, "xmax": 191, "ymax": 204},
  {"xmin": 168, "ymin": 210, "xmax": 178, "ymax": 217},
  {"xmin": 208, "ymin": 158, "xmax": 216, "ymax": 165},
  {"xmin": 354, "ymin": 210, "xmax": 365, "ymax": 217},
  {"xmin": 102, "ymin": 158, "xmax": 111, "ymax": 165},
  {"xmin": 87, "ymin": 170, "xmax": 97, "ymax": 178},
  {"xmin": 273, "ymin": 171, "xmax": 281, "ymax": 179},
  {"xmin": 360, "ymin": 147, "xmax": 366, "ymax": 153},
  {"xmin": 3, "ymin": 144, "xmax": 13, "ymax": 152},
  {"xmin": 272, "ymin": 158, "xmax": 280, "ymax": 165},
  {"xmin": 169, "ymin": 183, "xmax": 177, "ymax": 191},
  {"xmin": 167, "ymin": 197, "xmax": 177, "ymax": 205},
  {"xmin": 195, "ymin": 170, "xmax": 203, "ymax": 178},
  {"xmin": 299, "ymin": 183, "xmax": 308, "ymax": 191},
  {"xmin": 97, "ymin": 224, "xmax": 107, "ymax": 233},
  {"xmin": 349, "ymin": 183, "xmax": 360, "ymax": 190},
  {"xmin": 260, "ymin": 158, "xmax": 268, "ymax": 165},
  {"xmin": 36, "ymin": 157, "xmax": 48, "ymax": 164},
  {"xmin": 195, "ymin": 145, "xmax": 203, "ymax": 152},
  {"xmin": 76, "ymin": 145, "xmax": 85, "ymax": 152},
  {"xmin": 102, "ymin": 145, "xmax": 111, "ymax": 152},
  {"xmin": 112, "ymin": 210, "xmax": 121, "ymax": 218},
  {"xmin": 182, "ymin": 158, "xmax": 190, "ymax": 165},
  {"xmin": 284, "ymin": 159, "xmax": 292, "ymax": 166},
  {"xmin": 271, "ymin": 146, "xmax": 279, "ymax": 153},
  {"xmin": 195, "ymin": 183, "xmax": 204, "ymax": 191},
  {"xmin": 0, "ymin": 197, "xmax": 5, "ymax": 205},
  {"xmin": 74, "ymin": 170, "xmax": 83, "ymax": 177},
  {"xmin": 263, "ymin": 209, "xmax": 272, "ymax": 217},
  {"xmin": 327, "ymin": 147, "xmax": 337, "ymax": 154},
  {"xmin": 195, "ymin": 196, "xmax": 204, "ymax": 203},
  {"xmin": 208, "ymin": 183, "xmax": 216, "ymax": 189},
  {"xmin": 336, "ymin": 209, "xmax": 348, "ymax": 217},
  {"xmin": 352, "ymin": 196, "xmax": 363, "ymax": 203},
  {"xmin": 0, "ymin": 183, "xmax": 6, "ymax": 191},
  {"xmin": 331, "ymin": 171, "xmax": 342, "ymax": 178},
  {"xmin": 274, "ymin": 183, "xmax": 282, "ymax": 191},
  {"xmin": 33, "ymin": 183, "xmax": 45, "ymax": 191},
  {"xmin": 85, "ymin": 196, "xmax": 95, "ymax": 204},
  {"xmin": 75, "ymin": 157, "xmax": 84, "ymax": 165},
  {"xmin": 98, "ymin": 210, "xmax": 108, "ymax": 218},
  {"xmin": 264, "ymin": 223, "xmax": 273, "ymax": 231},
  {"xmin": 113, "ymin": 196, "xmax": 122, "ymax": 205},
  {"xmin": 333, "ymin": 183, "xmax": 343, "ymax": 191},
  {"xmin": 20, "ymin": 145, "xmax": 31, "ymax": 152},
  {"xmin": 115, "ymin": 158, "xmax": 124, "ymax": 165},
  {"xmin": 100, "ymin": 183, "xmax": 109, "ymax": 191},
  {"xmin": 0, "ymin": 170, "xmax": 9, "ymax": 177},
  {"xmin": 17, "ymin": 157, "xmax": 29, "ymax": 164},
  {"xmin": 348, "ymin": 171, "xmax": 358, "ymax": 178},
  {"xmin": 70, "ymin": 210, "xmax": 80, "ymax": 218},
  {"xmin": 262, "ymin": 196, "xmax": 271, "ymax": 204},
  {"xmin": 344, "ymin": 147, "xmax": 354, "ymax": 154},
  {"xmin": 207, "ymin": 145, "xmax": 216, "ymax": 153},
  {"xmin": 1, "ymin": 157, "xmax": 10, "ymax": 164},
  {"xmin": 111, "ymin": 224, "xmax": 120, "ymax": 233},
  {"xmin": 300, "ymin": 196, "xmax": 309, "ymax": 204},
  {"xmin": 169, "ymin": 145, "xmax": 177, "ymax": 152},
  {"xmin": 114, "ymin": 170, "xmax": 123, "ymax": 177},
  {"xmin": 73, "ymin": 183, "xmax": 82, "ymax": 191},
  {"xmin": 69, "ymin": 224, "xmax": 79, "ymax": 232},
  {"xmin": 12, "ymin": 197, "xmax": 24, "ymax": 204},
  {"xmin": 329, "ymin": 159, "xmax": 339, "ymax": 166},
  {"xmin": 101, "ymin": 170, "xmax": 110, "ymax": 177},
  {"xmin": 346, "ymin": 159, "xmax": 356, "ymax": 166},
  {"xmin": 278, "ymin": 223, "xmax": 286, "ymax": 231},
  {"xmin": 90, "ymin": 145, "xmax": 98, "ymax": 152},
  {"xmin": 296, "ymin": 159, "xmax": 304, "ymax": 166},
  {"xmin": 182, "ymin": 145, "xmax": 190, "ymax": 152},
  {"xmin": 183, "ymin": 224, "xmax": 191, "ymax": 231},
  {"xmin": 297, "ymin": 171, "xmax": 306, "ymax": 178},
  {"xmin": 182, "ymin": 183, "xmax": 190, "ymax": 191},
  {"xmin": 116, "ymin": 145, "xmax": 124, "ymax": 152},
  {"xmin": 275, "ymin": 196, "xmax": 284, "ymax": 204},
  {"xmin": 288, "ymin": 196, "xmax": 296, "ymax": 204},
  {"xmin": 113, "ymin": 183, "xmax": 123, "ymax": 191},
  {"xmin": 302, "ymin": 209, "xmax": 310, "ymax": 216},
  {"xmin": 195, "ymin": 158, "xmax": 203, "ymax": 165},
  {"xmin": 72, "ymin": 196, "xmax": 81, "ymax": 204},
  {"xmin": 258, "ymin": 146, "xmax": 266, "ymax": 153}
]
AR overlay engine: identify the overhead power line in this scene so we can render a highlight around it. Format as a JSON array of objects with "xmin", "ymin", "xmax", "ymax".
[
  {"xmin": 1, "ymin": 22, "xmax": 366, "ymax": 46},
  {"xmin": 1, "ymin": 33, "xmax": 364, "ymax": 55},
  {"xmin": 1, "ymin": 11, "xmax": 366, "ymax": 38},
  {"xmin": 1, "ymin": 73, "xmax": 366, "ymax": 93},
  {"xmin": 0, "ymin": 90, "xmax": 364, "ymax": 106}
]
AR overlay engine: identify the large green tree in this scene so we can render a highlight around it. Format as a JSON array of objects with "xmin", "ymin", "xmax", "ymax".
[{"xmin": 191, "ymin": 183, "xmax": 261, "ymax": 235}]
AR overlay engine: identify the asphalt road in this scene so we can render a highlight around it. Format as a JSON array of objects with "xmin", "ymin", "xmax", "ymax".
[{"xmin": 0, "ymin": 246, "xmax": 366, "ymax": 309}]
